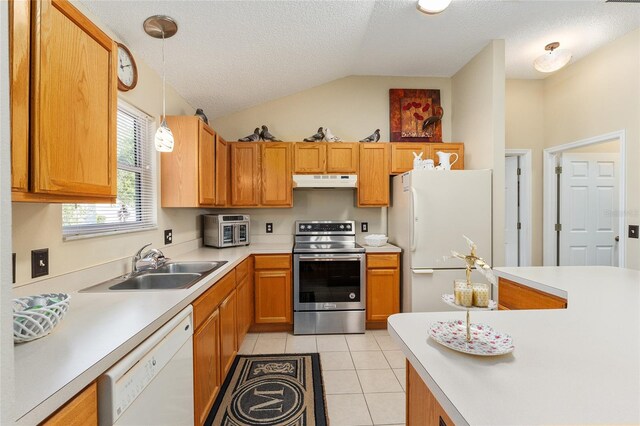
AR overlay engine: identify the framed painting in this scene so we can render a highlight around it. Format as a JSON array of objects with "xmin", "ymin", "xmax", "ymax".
[{"xmin": 389, "ymin": 88, "xmax": 442, "ymax": 142}]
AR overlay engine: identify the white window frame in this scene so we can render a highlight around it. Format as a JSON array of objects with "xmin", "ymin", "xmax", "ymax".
[{"xmin": 62, "ymin": 100, "xmax": 157, "ymax": 240}]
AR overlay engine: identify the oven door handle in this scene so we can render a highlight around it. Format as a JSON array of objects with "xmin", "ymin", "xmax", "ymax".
[{"xmin": 297, "ymin": 256, "xmax": 363, "ymax": 261}]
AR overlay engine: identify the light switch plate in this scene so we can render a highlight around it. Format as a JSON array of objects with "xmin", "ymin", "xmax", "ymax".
[
  {"xmin": 361, "ymin": 222, "xmax": 368, "ymax": 232},
  {"xmin": 31, "ymin": 249, "xmax": 49, "ymax": 278},
  {"xmin": 164, "ymin": 229, "xmax": 173, "ymax": 245},
  {"xmin": 629, "ymin": 225, "xmax": 639, "ymax": 239}
]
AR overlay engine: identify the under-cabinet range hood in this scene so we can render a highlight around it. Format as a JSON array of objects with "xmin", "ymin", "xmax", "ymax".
[{"xmin": 293, "ymin": 174, "xmax": 357, "ymax": 188}]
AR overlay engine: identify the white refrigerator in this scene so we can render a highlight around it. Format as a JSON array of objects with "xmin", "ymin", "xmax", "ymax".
[{"xmin": 388, "ymin": 169, "xmax": 493, "ymax": 312}]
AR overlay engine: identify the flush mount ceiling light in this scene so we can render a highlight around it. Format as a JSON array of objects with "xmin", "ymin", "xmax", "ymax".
[
  {"xmin": 416, "ymin": 0, "xmax": 452, "ymax": 15},
  {"xmin": 144, "ymin": 15, "xmax": 178, "ymax": 152},
  {"xmin": 533, "ymin": 42, "xmax": 572, "ymax": 73}
]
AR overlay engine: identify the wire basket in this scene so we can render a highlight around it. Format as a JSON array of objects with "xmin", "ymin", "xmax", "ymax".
[
  {"xmin": 13, "ymin": 293, "xmax": 71, "ymax": 343},
  {"xmin": 364, "ymin": 234, "xmax": 389, "ymax": 247}
]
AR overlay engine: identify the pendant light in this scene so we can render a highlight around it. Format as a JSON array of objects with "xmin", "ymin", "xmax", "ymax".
[
  {"xmin": 416, "ymin": 0, "xmax": 452, "ymax": 15},
  {"xmin": 144, "ymin": 15, "xmax": 178, "ymax": 152},
  {"xmin": 533, "ymin": 42, "xmax": 572, "ymax": 73}
]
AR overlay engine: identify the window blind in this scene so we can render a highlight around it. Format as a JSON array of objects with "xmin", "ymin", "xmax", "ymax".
[{"xmin": 62, "ymin": 101, "xmax": 157, "ymax": 237}]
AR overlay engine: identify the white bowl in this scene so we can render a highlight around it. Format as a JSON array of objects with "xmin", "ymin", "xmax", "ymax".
[{"xmin": 364, "ymin": 234, "xmax": 389, "ymax": 247}]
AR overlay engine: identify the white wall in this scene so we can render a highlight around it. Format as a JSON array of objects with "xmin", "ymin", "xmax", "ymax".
[
  {"xmin": 452, "ymin": 40, "xmax": 506, "ymax": 266},
  {"xmin": 12, "ymin": 2, "xmax": 198, "ymax": 287}
]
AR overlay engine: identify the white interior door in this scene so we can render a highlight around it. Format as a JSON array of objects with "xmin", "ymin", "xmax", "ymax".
[
  {"xmin": 560, "ymin": 153, "xmax": 619, "ymax": 266},
  {"xmin": 504, "ymin": 156, "xmax": 519, "ymax": 266}
]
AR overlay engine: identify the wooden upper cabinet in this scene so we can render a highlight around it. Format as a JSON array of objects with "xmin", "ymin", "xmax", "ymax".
[
  {"xmin": 326, "ymin": 143, "xmax": 359, "ymax": 173},
  {"xmin": 294, "ymin": 143, "xmax": 326, "ymax": 173},
  {"xmin": 358, "ymin": 143, "xmax": 390, "ymax": 207},
  {"xmin": 198, "ymin": 124, "xmax": 216, "ymax": 206},
  {"xmin": 390, "ymin": 143, "xmax": 429, "ymax": 174},
  {"xmin": 161, "ymin": 116, "xmax": 216, "ymax": 207},
  {"xmin": 230, "ymin": 143, "xmax": 260, "ymax": 206},
  {"xmin": 42, "ymin": 382, "xmax": 98, "ymax": 426},
  {"xmin": 215, "ymin": 136, "xmax": 229, "ymax": 206},
  {"xmin": 261, "ymin": 143, "xmax": 292, "ymax": 207},
  {"xmin": 429, "ymin": 143, "xmax": 465, "ymax": 170}
]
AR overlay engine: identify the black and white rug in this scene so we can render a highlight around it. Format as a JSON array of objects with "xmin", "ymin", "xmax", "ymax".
[{"xmin": 206, "ymin": 354, "xmax": 327, "ymax": 426}]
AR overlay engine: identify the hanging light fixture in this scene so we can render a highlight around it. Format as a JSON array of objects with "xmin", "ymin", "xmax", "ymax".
[
  {"xmin": 416, "ymin": 0, "xmax": 452, "ymax": 15},
  {"xmin": 533, "ymin": 42, "xmax": 572, "ymax": 73},
  {"xmin": 144, "ymin": 15, "xmax": 178, "ymax": 152}
]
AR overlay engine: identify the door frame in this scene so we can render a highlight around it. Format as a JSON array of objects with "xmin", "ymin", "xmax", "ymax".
[
  {"xmin": 543, "ymin": 130, "xmax": 626, "ymax": 267},
  {"xmin": 505, "ymin": 149, "xmax": 532, "ymax": 266}
]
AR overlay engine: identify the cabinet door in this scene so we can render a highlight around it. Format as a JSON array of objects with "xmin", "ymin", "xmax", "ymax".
[
  {"xmin": 31, "ymin": 0, "xmax": 117, "ymax": 198},
  {"xmin": 261, "ymin": 143, "xmax": 292, "ymax": 207},
  {"xmin": 327, "ymin": 143, "xmax": 359, "ymax": 173},
  {"xmin": 230, "ymin": 143, "xmax": 259, "ymax": 206},
  {"xmin": 215, "ymin": 136, "xmax": 229, "ymax": 206},
  {"xmin": 498, "ymin": 277, "xmax": 567, "ymax": 310},
  {"xmin": 10, "ymin": 0, "xmax": 30, "ymax": 192},
  {"xmin": 254, "ymin": 270, "xmax": 292, "ymax": 324},
  {"xmin": 42, "ymin": 382, "xmax": 97, "ymax": 426},
  {"xmin": 236, "ymin": 275, "xmax": 253, "ymax": 344},
  {"xmin": 219, "ymin": 289, "xmax": 238, "ymax": 378},
  {"xmin": 366, "ymin": 268, "xmax": 400, "ymax": 322},
  {"xmin": 429, "ymin": 143, "xmax": 465, "ymax": 170},
  {"xmin": 198, "ymin": 123, "xmax": 216, "ymax": 206},
  {"xmin": 407, "ymin": 362, "xmax": 454, "ymax": 426},
  {"xmin": 358, "ymin": 144, "xmax": 389, "ymax": 207},
  {"xmin": 390, "ymin": 143, "xmax": 429, "ymax": 174},
  {"xmin": 193, "ymin": 310, "xmax": 220, "ymax": 426},
  {"xmin": 294, "ymin": 143, "xmax": 326, "ymax": 173}
]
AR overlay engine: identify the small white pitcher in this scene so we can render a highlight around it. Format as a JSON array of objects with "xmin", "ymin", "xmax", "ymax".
[{"xmin": 436, "ymin": 151, "xmax": 459, "ymax": 170}]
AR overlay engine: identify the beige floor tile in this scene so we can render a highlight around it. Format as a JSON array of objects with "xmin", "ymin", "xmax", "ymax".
[
  {"xmin": 323, "ymin": 370, "xmax": 362, "ymax": 394},
  {"xmin": 244, "ymin": 332, "xmax": 260, "ymax": 340},
  {"xmin": 364, "ymin": 392, "xmax": 406, "ymax": 425},
  {"xmin": 347, "ymin": 334, "xmax": 380, "ymax": 351},
  {"xmin": 374, "ymin": 335, "xmax": 400, "ymax": 351},
  {"xmin": 237, "ymin": 338, "xmax": 256, "ymax": 355},
  {"xmin": 326, "ymin": 393, "xmax": 373, "ymax": 425},
  {"xmin": 370, "ymin": 329, "xmax": 390, "ymax": 336},
  {"xmin": 357, "ymin": 369, "xmax": 403, "ymax": 393},
  {"xmin": 383, "ymin": 351, "xmax": 406, "ymax": 369},
  {"xmin": 257, "ymin": 332, "xmax": 290, "ymax": 340},
  {"xmin": 320, "ymin": 351, "xmax": 355, "ymax": 370},
  {"xmin": 351, "ymin": 351, "xmax": 390, "ymax": 370},
  {"xmin": 285, "ymin": 335, "xmax": 317, "ymax": 353},
  {"xmin": 393, "ymin": 369, "xmax": 406, "ymax": 391},
  {"xmin": 317, "ymin": 335, "xmax": 349, "ymax": 352},
  {"xmin": 252, "ymin": 338, "xmax": 286, "ymax": 354}
]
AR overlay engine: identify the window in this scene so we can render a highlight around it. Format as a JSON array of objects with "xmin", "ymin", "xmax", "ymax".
[{"xmin": 62, "ymin": 102, "xmax": 156, "ymax": 238}]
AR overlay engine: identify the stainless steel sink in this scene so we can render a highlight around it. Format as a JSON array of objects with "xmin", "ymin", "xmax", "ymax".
[
  {"xmin": 150, "ymin": 261, "xmax": 225, "ymax": 275},
  {"xmin": 109, "ymin": 273, "xmax": 201, "ymax": 290}
]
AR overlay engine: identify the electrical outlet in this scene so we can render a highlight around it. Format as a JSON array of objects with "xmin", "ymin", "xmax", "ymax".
[
  {"xmin": 31, "ymin": 249, "xmax": 49, "ymax": 278},
  {"xmin": 12, "ymin": 253, "xmax": 16, "ymax": 284},
  {"xmin": 266, "ymin": 223, "xmax": 273, "ymax": 234},
  {"xmin": 629, "ymin": 225, "xmax": 639, "ymax": 239},
  {"xmin": 164, "ymin": 229, "xmax": 173, "ymax": 245},
  {"xmin": 361, "ymin": 222, "xmax": 368, "ymax": 232}
]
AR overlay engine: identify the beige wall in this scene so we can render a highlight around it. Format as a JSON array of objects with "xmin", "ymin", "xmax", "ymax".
[
  {"xmin": 452, "ymin": 40, "xmax": 506, "ymax": 266},
  {"xmin": 212, "ymin": 75, "xmax": 452, "ymax": 142},
  {"xmin": 567, "ymin": 139, "xmax": 619, "ymax": 154},
  {"xmin": 12, "ymin": 3, "xmax": 198, "ymax": 287}
]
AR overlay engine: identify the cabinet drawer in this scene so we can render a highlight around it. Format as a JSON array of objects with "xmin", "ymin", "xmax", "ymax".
[
  {"xmin": 367, "ymin": 254, "xmax": 399, "ymax": 269},
  {"xmin": 235, "ymin": 257, "xmax": 250, "ymax": 281},
  {"xmin": 498, "ymin": 278, "xmax": 567, "ymax": 310},
  {"xmin": 254, "ymin": 254, "xmax": 291, "ymax": 270},
  {"xmin": 193, "ymin": 270, "xmax": 236, "ymax": 329}
]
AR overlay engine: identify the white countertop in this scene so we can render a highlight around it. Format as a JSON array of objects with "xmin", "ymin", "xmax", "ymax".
[
  {"xmin": 361, "ymin": 242, "xmax": 402, "ymax": 253},
  {"xmin": 13, "ymin": 243, "xmax": 291, "ymax": 425},
  {"xmin": 388, "ymin": 266, "xmax": 640, "ymax": 425}
]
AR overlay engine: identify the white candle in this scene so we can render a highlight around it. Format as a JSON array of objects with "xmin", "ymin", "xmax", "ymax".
[
  {"xmin": 473, "ymin": 284, "xmax": 490, "ymax": 307},
  {"xmin": 459, "ymin": 286, "xmax": 473, "ymax": 307}
]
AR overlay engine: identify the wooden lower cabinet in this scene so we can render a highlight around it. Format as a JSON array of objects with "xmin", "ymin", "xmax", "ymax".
[
  {"xmin": 366, "ymin": 254, "xmax": 400, "ymax": 328},
  {"xmin": 219, "ymin": 289, "xmax": 238, "ymax": 378},
  {"xmin": 407, "ymin": 361, "xmax": 454, "ymax": 426},
  {"xmin": 254, "ymin": 255, "xmax": 292, "ymax": 325},
  {"xmin": 236, "ymin": 267, "xmax": 254, "ymax": 344},
  {"xmin": 41, "ymin": 382, "xmax": 98, "ymax": 426},
  {"xmin": 193, "ymin": 310, "xmax": 221, "ymax": 426},
  {"xmin": 498, "ymin": 277, "xmax": 567, "ymax": 310}
]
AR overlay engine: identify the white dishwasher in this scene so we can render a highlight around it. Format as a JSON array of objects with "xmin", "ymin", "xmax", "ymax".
[{"xmin": 98, "ymin": 306, "xmax": 194, "ymax": 426}]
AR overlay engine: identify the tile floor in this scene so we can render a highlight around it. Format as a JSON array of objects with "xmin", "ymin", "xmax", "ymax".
[{"xmin": 238, "ymin": 329, "xmax": 406, "ymax": 426}]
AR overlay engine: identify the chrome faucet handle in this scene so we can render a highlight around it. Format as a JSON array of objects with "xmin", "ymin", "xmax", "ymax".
[
  {"xmin": 134, "ymin": 243, "xmax": 153, "ymax": 259},
  {"xmin": 142, "ymin": 248, "xmax": 167, "ymax": 266},
  {"xmin": 131, "ymin": 243, "xmax": 152, "ymax": 273}
]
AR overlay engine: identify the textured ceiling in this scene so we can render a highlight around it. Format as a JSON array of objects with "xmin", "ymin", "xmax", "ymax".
[{"xmin": 82, "ymin": 0, "xmax": 640, "ymax": 119}]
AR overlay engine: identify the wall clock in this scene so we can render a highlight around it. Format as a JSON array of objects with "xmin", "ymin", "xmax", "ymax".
[{"xmin": 117, "ymin": 43, "xmax": 138, "ymax": 92}]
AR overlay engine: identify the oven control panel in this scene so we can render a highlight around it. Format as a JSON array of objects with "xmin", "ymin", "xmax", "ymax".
[{"xmin": 296, "ymin": 221, "xmax": 354, "ymax": 234}]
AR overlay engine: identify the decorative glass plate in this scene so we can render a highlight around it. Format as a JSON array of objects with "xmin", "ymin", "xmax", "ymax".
[
  {"xmin": 442, "ymin": 294, "xmax": 498, "ymax": 311},
  {"xmin": 428, "ymin": 320, "xmax": 514, "ymax": 356}
]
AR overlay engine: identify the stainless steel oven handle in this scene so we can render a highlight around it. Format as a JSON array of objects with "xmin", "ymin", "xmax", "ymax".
[{"xmin": 297, "ymin": 256, "xmax": 363, "ymax": 261}]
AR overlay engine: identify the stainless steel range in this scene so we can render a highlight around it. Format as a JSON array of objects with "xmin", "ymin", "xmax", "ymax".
[{"xmin": 293, "ymin": 220, "xmax": 366, "ymax": 335}]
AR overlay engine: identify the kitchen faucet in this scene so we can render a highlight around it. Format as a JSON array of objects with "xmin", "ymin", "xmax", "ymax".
[{"xmin": 131, "ymin": 243, "xmax": 167, "ymax": 274}]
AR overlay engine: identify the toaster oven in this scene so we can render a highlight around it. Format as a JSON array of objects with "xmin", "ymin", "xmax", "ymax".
[{"xmin": 203, "ymin": 214, "xmax": 250, "ymax": 248}]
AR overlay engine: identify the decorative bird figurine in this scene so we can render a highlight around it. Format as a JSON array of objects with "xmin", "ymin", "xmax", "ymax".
[
  {"xmin": 304, "ymin": 127, "xmax": 324, "ymax": 142},
  {"xmin": 260, "ymin": 125, "xmax": 281, "ymax": 141},
  {"xmin": 194, "ymin": 108, "xmax": 209, "ymax": 124},
  {"xmin": 238, "ymin": 128, "xmax": 260, "ymax": 142},
  {"xmin": 422, "ymin": 106, "xmax": 444, "ymax": 137},
  {"xmin": 360, "ymin": 129, "xmax": 381, "ymax": 142},
  {"xmin": 323, "ymin": 127, "xmax": 341, "ymax": 142}
]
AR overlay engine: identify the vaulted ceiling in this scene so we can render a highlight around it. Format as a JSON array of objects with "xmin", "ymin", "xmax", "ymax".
[{"xmin": 83, "ymin": 0, "xmax": 640, "ymax": 119}]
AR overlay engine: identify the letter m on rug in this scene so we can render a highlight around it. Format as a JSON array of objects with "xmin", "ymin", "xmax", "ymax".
[{"xmin": 249, "ymin": 387, "xmax": 285, "ymax": 413}]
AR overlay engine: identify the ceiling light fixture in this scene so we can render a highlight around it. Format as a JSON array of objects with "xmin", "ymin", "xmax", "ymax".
[
  {"xmin": 533, "ymin": 42, "xmax": 572, "ymax": 73},
  {"xmin": 416, "ymin": 0, "xmax": 452, "ymax": 15},
  {"xmin": 144, "ymin": 15, "xmax": 178, "ymax": 152}
]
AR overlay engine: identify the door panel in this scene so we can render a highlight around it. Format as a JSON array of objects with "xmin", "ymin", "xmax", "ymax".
[
  {"xmin": 230, "ymin": 143, "xmax": 259, "ymax": 206},
  {"xmin": 215, "ymin": 136, "xmax": 229, "ymax": 206},
  {"xmin": 326, "ymin": 143, "xmax": 359, "ymax": 173},
  {"xmin": 255, "ymin": 270, "xmax": 292, "ymax": 324},
  {"xmin": 193, "ymin": 310, "xmax": 220, "ymax": 426},
  {"xmin": 504, "ymin": 156, "xmax": 519, "ymax": 267},
  {"xmin": 261, "ymin": 143, "xmax": 292, "ymax": 206},
  {"xmin": 198, "ymin": 124, "xmax": 216, "ymax": 206},
  {"xmin": 219, "ymin": 290, "xmax": 237, "ymax": 378},
  {"xmin": 294, "ymin": 143, "xmax": 326, "ymax": 173}
]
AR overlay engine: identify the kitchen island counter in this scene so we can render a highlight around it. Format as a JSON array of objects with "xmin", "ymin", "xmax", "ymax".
[{"xmin": 388, "ymin": 266, "xmax": 640, "ymax": 425}]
